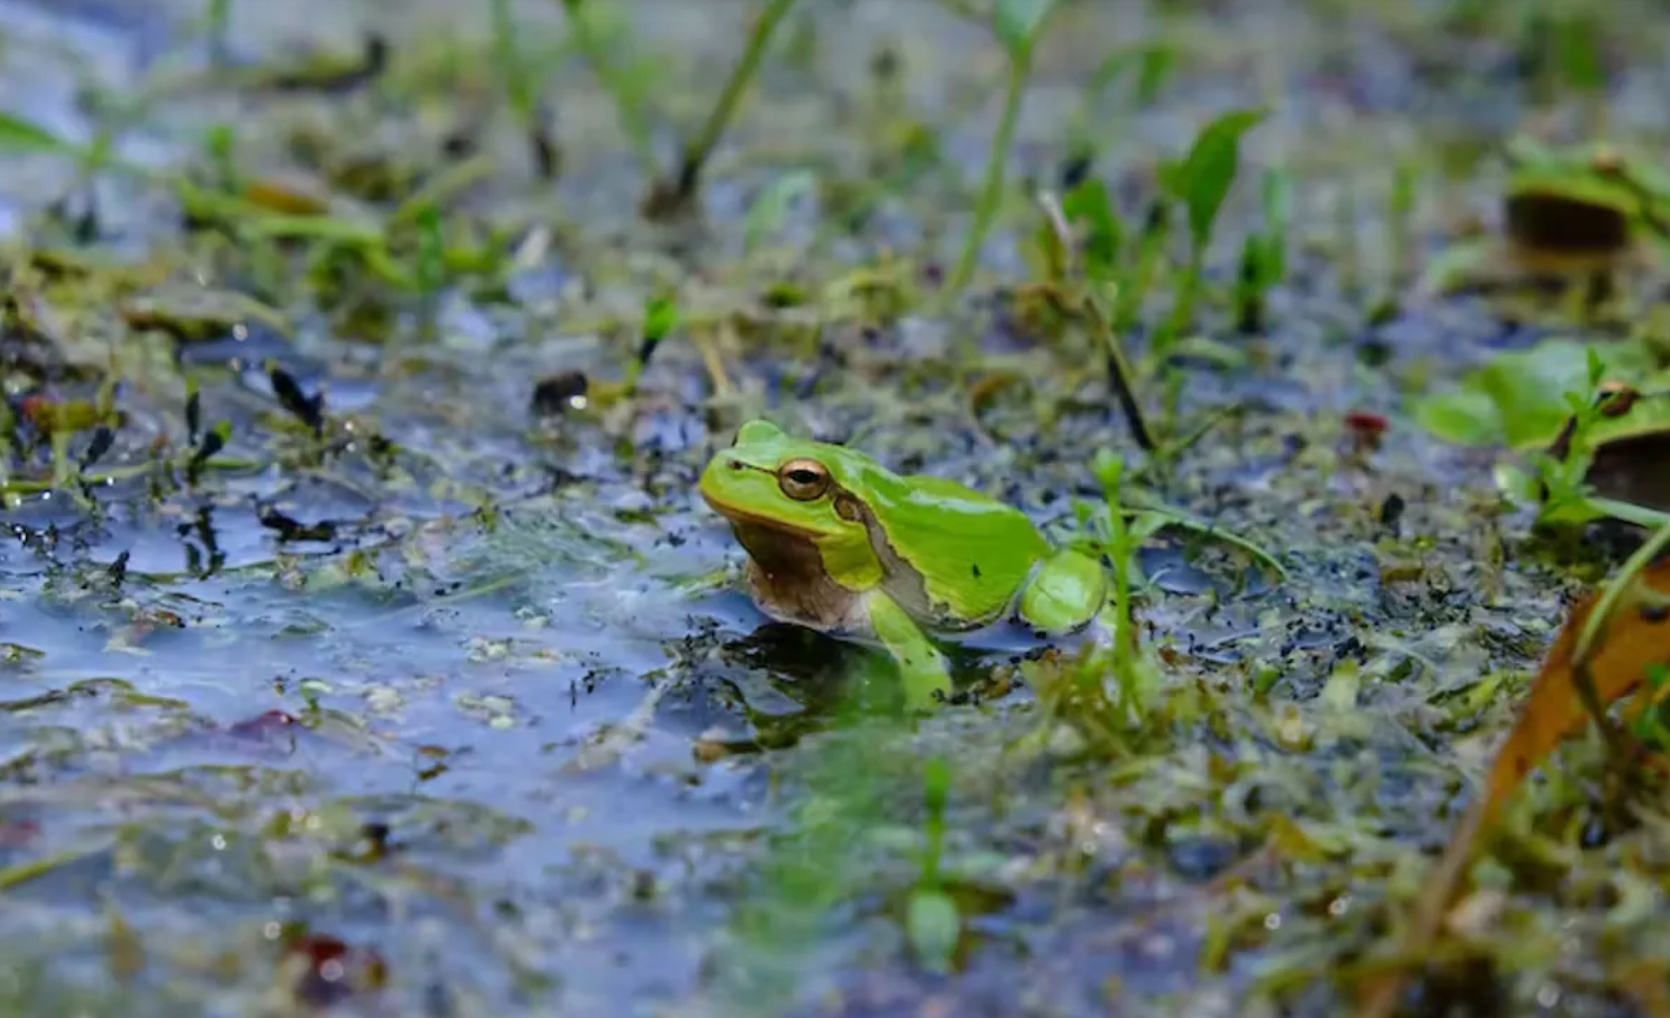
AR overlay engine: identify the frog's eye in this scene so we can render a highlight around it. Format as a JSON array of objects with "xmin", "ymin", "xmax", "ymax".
[{"xmin": 777, "ymin": 458, "xmax": 831, "ymax": 501}]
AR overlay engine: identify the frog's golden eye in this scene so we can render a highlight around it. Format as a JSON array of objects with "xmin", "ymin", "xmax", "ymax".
[{"xmin": 777, "ymin": 458, "xmax": 831, "ymax": 501}]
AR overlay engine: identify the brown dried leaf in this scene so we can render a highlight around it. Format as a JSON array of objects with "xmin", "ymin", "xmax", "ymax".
[{"xmin": 1356, "ymin": 560, "xmax": 1670, "ymax": 1018}]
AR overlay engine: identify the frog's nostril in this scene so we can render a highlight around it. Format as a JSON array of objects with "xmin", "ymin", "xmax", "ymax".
[{"xmin": 728, "ymin": 459, "xmax": 744, "ymax": 471}]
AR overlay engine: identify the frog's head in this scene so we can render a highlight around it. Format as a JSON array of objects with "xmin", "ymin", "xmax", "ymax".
[
  {"xmin": 1504, "ymin": 140, "xmax": 1670, "ymax": 256},
  {"xmin": 699, "ymin": 420, "xmax": 883, "ymax": 584},
  {"xmin": 700, "ymin": 420, "xmax": 867, "ymax": 537}
]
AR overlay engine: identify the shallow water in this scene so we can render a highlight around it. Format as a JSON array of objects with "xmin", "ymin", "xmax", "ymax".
[{"xmin": 4, "ymin": 1, "xmax": 1670, "ymax": 1016}]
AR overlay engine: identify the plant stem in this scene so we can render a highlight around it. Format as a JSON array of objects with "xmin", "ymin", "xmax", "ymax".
[
  {"xmin": 492, "ymin": 0, "xmax": 533, "ymax": 120},
  {"xmin": 668, "ymin": 0, "xmax": 801, "ymax": 201},
  {"xmin": 1114, "ymin": 203, "xmax": 1168, "ymax": 333},
  {"xmin": 559, "ymin": 0, "xmax": 658, "ymax": 173},
  {"xmin": 947, "ymin": 42, "xmax": 1033, "ymax": 297},
  {"xmin": 1105, "ymin": 477, "xmax": 1139, "ymax": 723},
  {"xmin": 206, "ymin": 0, "xmax": 232, "ymax": 65},
  {"xmin": 1161, "ymin": 251, "xmax": 1202, "ymax": 353},
  {"xmin": 1574, "ymin": 519, "xmax": 1670, "ymax": 665},
  {"xmin": 1089, "ymin": 300, "xmax": 1156, "ymax": 451}
]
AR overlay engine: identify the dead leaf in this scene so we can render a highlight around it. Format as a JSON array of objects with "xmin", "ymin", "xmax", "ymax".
[{"xmin": 1356, "ymin": 557, "xmax": 1670, "ymax": 1018}]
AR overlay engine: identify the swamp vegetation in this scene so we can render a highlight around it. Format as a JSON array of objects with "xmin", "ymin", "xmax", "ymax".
[{"xmin": 6, "ymin": 0, "xmax": 1670, "ymax": 1016}]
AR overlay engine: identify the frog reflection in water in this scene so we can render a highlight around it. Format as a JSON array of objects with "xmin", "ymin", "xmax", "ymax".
[{"xmin": 699, "ymin": 420, "xmax": 1110, "ymax": 706}]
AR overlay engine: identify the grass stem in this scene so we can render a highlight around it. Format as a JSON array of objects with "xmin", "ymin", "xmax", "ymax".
[
  {"xmin": 947, "ymin": 43, "xmax": 1033, "ymax": 296},
  {"xmin": 683, "ymin": 0, "xmax": 798, "ymax": 193}
]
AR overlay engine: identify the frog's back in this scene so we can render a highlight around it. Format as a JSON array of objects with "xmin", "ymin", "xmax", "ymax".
[{"xmin": 867, "ymin": 470, "xmax": 1051, "ymax": 627}]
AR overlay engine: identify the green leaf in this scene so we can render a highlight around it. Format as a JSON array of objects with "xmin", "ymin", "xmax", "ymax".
[
  {"xmin": 1088, "ymin": 48, "xmax": 1136, "ymax": 97},
  {"xmin": 1089, "ymin": 41, "xmax": 1175, "ymax": 104},
  {"xmin": 1492, "ymin": 462, "xmax": 1540, "ymax": 504},
  {"xmin": 1062, "ymin": 177, "xmax": 1124, "ymax": 280},
  {"xmin": 0, "ymin": 112, "xmax": 78, "ymax": 155},
  {"xmin": 643, "ymin": 295, "xmax": 680, "ymax": 344},
  {"xmin": 1414, "ymin": 387, "xmax": 1504, "ymax": 447},
  {"xmin": 1167, "ymin": 334, "xmax": 1250, "ymax": 370},
  {"xmin": 1169, "ymin": 108, "xmax": 1268, "ymax": 249},
  {"xmin": 922, "ymin": 756, "xmax": 952, "ymax": 813},
  {"xmin": 1092, "ymin": 448, "xmax": 1126, "ymax": 495},
  {"xmin": 1134, "ymin": 43, "xmax": 1175, "ymax": 104},
  {"xmin": 1260, "ymin": 167, "xmax": 1293, "ymax": 284},
  {"xmin": 1553, "ymin": 11, "xmax": 1606, "ymax": 93},
  {"xmin": 906, "ymin": 889, "xmax": 960, "ymax": 974},
  {"xmin": 993, "ymin": 0, "xmax": 1057, "ymax": 55},
  {"xmin": 1412, "ymin": 337, "xmax": 1670, "ymax": 449}
]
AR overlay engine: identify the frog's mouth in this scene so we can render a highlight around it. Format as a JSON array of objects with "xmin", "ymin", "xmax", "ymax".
[{"xmin": 700, "ymin": 487, "xmax": 824, "ymax": 542}]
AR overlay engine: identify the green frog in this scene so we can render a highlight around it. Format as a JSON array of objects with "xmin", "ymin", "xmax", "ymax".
[
  {"xmin": 1422, "ymin": 138, "xmax": 1670, "ymax": 295},
  {"xmin": 1502, "ymin": 137, "xmax": 1670, "ymax": 263},
  {"xmin": 698, "ymin": 419, "xmax": 1109, "ymax": 706}
]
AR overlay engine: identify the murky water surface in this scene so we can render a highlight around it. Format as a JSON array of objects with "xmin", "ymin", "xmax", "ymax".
[{"xmin": 4, "ymin": 1, "xmax": 1670, "ymax": 1016}]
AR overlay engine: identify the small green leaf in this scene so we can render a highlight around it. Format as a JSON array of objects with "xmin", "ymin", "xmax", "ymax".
[
  {"xmin": 1063, "ymin": 177, "xmax": 1124, "ymax": 280},
  {"xmin": 0, "ymin": 112, "xmax": 78, "ymax": 155},
  {"xmin": 906, "ymin": 889, "xmax": 960, "ymax": 974},
  {"xmin": 1134, "ymin": 43, "xmax": 1175, "ymax": 104},
  {"xmin": 993, "ymin": 0, "xmax": 1057, "ymax": 55},
  {"xmin": 643, "ymin": 295, "xmax": 680, "ymax": 344},
  {"xmin": 1259, "ymin": 167, "xmax": 1293, "ymax": 284},
  {"xmin": 923, "ymin": 756, "xmax": 952, "ymax": 813},
  {"xmin": 1492, "ymin": 462, "xmax": 1539, "ymax": 504},
  {"xmin": 1088, "ymin": 41, "xmax": 1174, "ymax": 104},
  {"xmin": 1553, "ymin": 12, "xmax": 1606, "ymax": 93},
  {"xmin": 1127, "ymin": 511, "xmax": 1171, "ymax": 544},
  {"xmin": 1092, "ymin": 448, "xmax": 1126, "ymax": 499},
  {"xmin": 1414, "ymin": 388, "xmax": 1503, "ymax": 447},
  {"xmin": 1169, "ymin": 108, "xmax": 1268, "ymax": 249},
  {"xmin": 1088, "ymin": 48, "xmax": 1136, "ymax": 96},
  {"xmin": 1167, "ymin": 334, "xmax": 1250, "ymax": 370}
]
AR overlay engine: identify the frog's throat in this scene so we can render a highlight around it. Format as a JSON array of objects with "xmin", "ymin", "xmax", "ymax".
[{"xmin": 728, "ymin": 520, "xmax": 869, "ymax": 633}]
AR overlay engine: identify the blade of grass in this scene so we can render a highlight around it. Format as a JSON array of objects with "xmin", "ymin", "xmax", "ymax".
[
  {"xmin": 558, "ymin": 0, "xmax": 659, "ymax": 173},
  {"xmin": 646, "ymin": 0, "xmax": 801, "ymax": 214},
  {"xmin": 946, "ymin": 4, "xmax": 1056, "ymax": 296},
  {"xmin": 0, "ymin": 112, "xmax": 81, "ymax": 156}
]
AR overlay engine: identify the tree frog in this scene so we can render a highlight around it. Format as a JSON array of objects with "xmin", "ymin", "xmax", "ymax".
[
  {"xmin": 1421, "ymin": 138, "xmax": 1670, "ymax": 294},
  {"xmin": 1503, "ymin": 137, "xmax": 1670, "ymax": 260},
  {"xmin": 699, "ymin": 419, "xmax": 1109, "ymax": 707}
]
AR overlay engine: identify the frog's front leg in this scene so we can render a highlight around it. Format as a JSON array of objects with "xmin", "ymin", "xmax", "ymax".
[{"xmin": 866, "ymin": 591, "xmax": 952, "ymax": 709}]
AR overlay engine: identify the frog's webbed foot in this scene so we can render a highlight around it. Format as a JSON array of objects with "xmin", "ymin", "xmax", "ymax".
[{"xmin": 867, "ymin": 592, "xmax": 952, "ymax": 710}]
